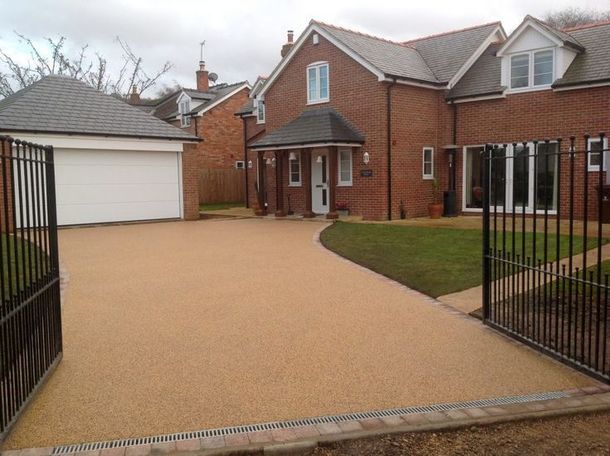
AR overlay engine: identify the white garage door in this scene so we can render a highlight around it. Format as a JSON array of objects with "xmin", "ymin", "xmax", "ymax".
[{"xmin": 54, "ymin": 148, "xmax": 182, "ymax": 225}]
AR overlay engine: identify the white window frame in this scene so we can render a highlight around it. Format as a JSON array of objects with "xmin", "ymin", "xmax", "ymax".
[
  {"xmin": 179, "ymin": 99, "xmax": 190, "ymax": 114},
  {"xmin": 180, "ymin": 115, "xmax": 191, "ymax": 128},
  {"xmin": 422, "ymin": 147, "xmax": 434, "ymax": 179},
  {"xmin": 256, "ymin": 98, "xmax": 265, "ymax": 124},
  {"xmin": 588, "ymin": 137, "xmax": 609, "ymax": 172},
  {"xmin": 508, "ymin": 48, "xmax": 555, "ymax": 93},
  {"xmin": 306, "ymin": 62, "xmax": 329, "ymax": 105},
  {"xmin": 288, "ymin": 151, "xmax": 302, "ymax": 186},
  {"xmin": 337, "ymin": 147, "xmax": 353, "ymax": 186}
]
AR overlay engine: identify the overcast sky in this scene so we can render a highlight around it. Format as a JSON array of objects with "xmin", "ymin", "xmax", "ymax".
[{"xmin": 1, "ymin": 0, "xmax": 609, "ymax": 97}]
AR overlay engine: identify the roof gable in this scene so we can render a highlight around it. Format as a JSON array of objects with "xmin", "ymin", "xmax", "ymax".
[{"xmin": 0, "ymin": 75, "xmax": 198, "ymax": 141}]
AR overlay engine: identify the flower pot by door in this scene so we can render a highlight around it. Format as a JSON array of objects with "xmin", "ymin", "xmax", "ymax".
[{"xmin": 428, "ymin": 203, "xmax": 443, "ymax": 219}]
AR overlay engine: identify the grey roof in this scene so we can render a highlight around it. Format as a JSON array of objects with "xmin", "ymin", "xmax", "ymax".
[
  {"xmin": 0, "ymin": 75, "xmax": 199, "ymax": 141},
  {"xmin": 447, "ymin": 22, "xmax": 610, "ymax": 99},
  {"xmin": 404, "ymin": 22, "xmax": 502, "ymax": 83},
  {"xmin": 250, "ymin": 107, "xmax": 364, "ymax": 149},
  {"xmin": 526, "ymin": 15, "xmax": 584, "ymax": 52},
  {"xmin": 235, "ymin": 99, "xmax": 255, "ymax": 116},
  {"xmin": 314, "ymin": 22, "xmax": 440, "ymax": 84},
  {"xmin": 190, "ymin": 82, "xmax": 248, "ymax": 114},
  {"xmin": 446, "ymin": 43, "xmax": 504, "ymax": 99},
  {"xmin": 553, "ymin": 23, "xmax": 610, "ymax": 87}
]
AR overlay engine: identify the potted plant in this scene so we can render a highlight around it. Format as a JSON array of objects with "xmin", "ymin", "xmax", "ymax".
[
  {"xmin": 428, "ymin": 178, "xmax": 443, "ymax": 219},
  {"xmin": 336, "ymin": 202, "xmax": 349, "ymax": 217}
]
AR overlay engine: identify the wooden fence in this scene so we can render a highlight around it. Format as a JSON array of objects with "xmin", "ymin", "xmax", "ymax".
[{"xmin": 198, "ymin": 168, "xmax": 245, "ymax": 204}]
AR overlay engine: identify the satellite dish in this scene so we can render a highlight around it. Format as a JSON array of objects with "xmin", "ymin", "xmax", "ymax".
[{"xmin": 208, "ymin": 72, "xmax": 218, "ymax": 84}]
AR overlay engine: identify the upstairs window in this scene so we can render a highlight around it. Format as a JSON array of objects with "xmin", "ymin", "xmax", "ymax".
[
  {"xmin": 510, "ymin": 49, "xmax": 554, "ymax": 90},
  {"xmin": 307, "ymin": 62, "xmax": 329, "ymax": 104},
  {"xmin": 179, "ymin": 99, "xmax": 190, "ymax": 114},
  {"xmin": 181, "ymin": 115, "xmax": 191, "ymax": 128},
  {"xmin": 256, "ymin": 99, "xmax": 265, "ymax": 123},
  {"xmin": 289, "ymin": 152, "xmax": 301, "ymax": 186},
  {"xmin": 337, "ymin": 148, "xmax": 352, "ymax": 186},
  {"xmin": 422, "ymin": 147, "xmax": 434, "ymax": 179}
]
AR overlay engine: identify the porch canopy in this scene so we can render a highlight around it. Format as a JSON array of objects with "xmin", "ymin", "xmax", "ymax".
[{"xmin": 250, "ymin": 107, "xmax": 364, "ymax": 218}]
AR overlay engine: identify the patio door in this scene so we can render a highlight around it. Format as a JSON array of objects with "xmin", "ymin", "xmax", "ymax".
[{"xmin": 311, "ymin": 150, "xmax": 329, "ymax": 214}]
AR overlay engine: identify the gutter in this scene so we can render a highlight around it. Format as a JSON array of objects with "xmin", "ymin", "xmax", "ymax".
[
  {"xmin": 0, "ymin": 128, "xmax": 201, "ymax": 143},
  {"xmin": 387, "ymin": 78, "xmax": 396, "ymax": 221}
]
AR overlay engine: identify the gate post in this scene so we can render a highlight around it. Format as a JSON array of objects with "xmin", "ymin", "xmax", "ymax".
[{"xmin": 482, "ymin": 144, "xmax": 491, "ymax": 322}]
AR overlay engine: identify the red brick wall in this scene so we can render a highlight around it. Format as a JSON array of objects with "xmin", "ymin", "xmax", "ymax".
[
  {"xmin": 253, "ymin": 30, "xmax": 390, "ymax": 220},
  {"xmin": 181, "ymin": 143, "xmax": 200, "ymax": 220}
]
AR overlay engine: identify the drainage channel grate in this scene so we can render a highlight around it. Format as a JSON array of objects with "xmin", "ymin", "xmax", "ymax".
[{"xmin": 51, "ymin": 391, "xmax": 568, "ymax": 454}]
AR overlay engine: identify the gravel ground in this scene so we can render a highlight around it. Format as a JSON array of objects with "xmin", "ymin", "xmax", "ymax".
[
  {"xmin": 312, "ymin": 412, "xmax": 610, "ymax": 455},
  {"xmin": 2, "ymin": 219, "xmax": 594, "ymax": 450}
]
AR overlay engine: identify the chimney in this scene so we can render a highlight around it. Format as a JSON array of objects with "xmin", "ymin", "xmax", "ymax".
[
  {"xmin": 280, "ymin": 30, "xmax": 294, "ymax": 58},
  {"xmin": 128, "ymin": 84, "xmax": 141, "ymax": 105},
  {"xmin": 196, "ymin": 61, "xmax": 209, "ymax": 92}
]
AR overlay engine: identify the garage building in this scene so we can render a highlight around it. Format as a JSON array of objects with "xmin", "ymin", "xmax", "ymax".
[{"xmin": 0, "ymin": 75, "xmax": 199, "ymax": 225}]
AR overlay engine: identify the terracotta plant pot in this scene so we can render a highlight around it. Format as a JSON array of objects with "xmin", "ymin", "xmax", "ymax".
[{"xmin": 428, "ymin": 203, "xmax": 443, "ymax": 219}]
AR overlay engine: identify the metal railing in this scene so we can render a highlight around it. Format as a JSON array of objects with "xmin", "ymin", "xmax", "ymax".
[
  {"xmin": 482, "ymin": 134, "xmax": 609, "ymax": 383},
  {"xmin": 0, "ymin": 136, "xmax": 61, "ymax": 440}
]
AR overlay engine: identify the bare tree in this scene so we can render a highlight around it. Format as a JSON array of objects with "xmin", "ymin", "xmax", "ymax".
[
  {"xmin": 0, "ymin": 31, "xmax": 172, "ymax": 99},
  {"xmin": 544, "ymin": 7, "xmax": 610, "ymax": 29}
]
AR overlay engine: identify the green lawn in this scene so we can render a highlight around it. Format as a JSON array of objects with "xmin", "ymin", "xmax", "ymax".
[
  {"xmin": 320, "ymin": 222, "xmax": 601, "ymax": 298},
  {"xmin": 199, "ymin": 201, "xmax": 245, "ymax": 211},
  {"xmin": 1, "ymin": 234, "xmax": 48, "ymax": 297}
]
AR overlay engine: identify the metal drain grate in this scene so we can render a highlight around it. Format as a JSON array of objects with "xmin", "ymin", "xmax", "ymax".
[{"xmin": 51, "ymin": 390, "xmax": 568, "ymax": 454}]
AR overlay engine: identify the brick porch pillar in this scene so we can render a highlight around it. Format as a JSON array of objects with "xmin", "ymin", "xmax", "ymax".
[
  {"xmin": 327, "ymin": 146, "xmax": 338, "ymax": 219},
  {"xmin": 303, "ymin": 149, "xmax": 315, "ymax": 218},
  {"xmin": 275, "ymin": 151, "xmax": 286, "ymax": 217}
]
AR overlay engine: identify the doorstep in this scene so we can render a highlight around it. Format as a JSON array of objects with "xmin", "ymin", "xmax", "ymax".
[{"xmin": 3, "ymin": 386, "xmax": 609, "ymax": 456}]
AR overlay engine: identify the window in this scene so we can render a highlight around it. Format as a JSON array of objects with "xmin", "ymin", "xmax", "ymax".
[
  {"xmin": 588, "ymin": 137, "xmax": 609, "ymax": 172},
  {"xmin": 307, "ymin": 62, "xmax": 329, "ymax": 104},
  {"xmin": 256, "ymin": 99, "xmax": 265, "ymax": 123},
  {"xmin": 289, "ymin": 152, "xmax": 301, "ymax": 186},
  {"xmin": 180, "ymin": 115, "xmax": 191, "ymax": 128},
  {"xmin": 235, "ymin": 161, "xmax": 245, "ymax": 170},
  {"xmin": 510, "ymin": 49, "xmax": 554, "ymax": 90},
  {"xmin": 422, "ymin": 147, "xmax": 434, "ymax": 179},
  {"xmin": 179, "ymin": 99, "xmax": 190, "ymax": 114},
  {"xmin": 338, "ymin": 148, "xmax": 352, "ymax": 186}
]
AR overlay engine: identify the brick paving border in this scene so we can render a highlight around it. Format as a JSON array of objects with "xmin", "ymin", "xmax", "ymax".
[{"xmin": 2, "ymin": 388, "xmax": 610, "ymax": 456}]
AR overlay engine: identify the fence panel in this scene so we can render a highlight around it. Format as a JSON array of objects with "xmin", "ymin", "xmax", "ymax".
[
  {"xmin": 482, "ymin": 134, "xmax": 609, "ymax": 384},
  {"xmin": 0, "ymin": 136, "xmax": 61, "ymax": 441},
  {"xmin": 198, "ymin": 167, "xmax": 245, "ymax": 204}
]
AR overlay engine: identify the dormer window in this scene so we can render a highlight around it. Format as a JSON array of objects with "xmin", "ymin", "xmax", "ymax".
[
  {"xmin": 179, "ymin": 99, "xmax": 190, "ymax": 114},
  {"xmin": 509, "ymin": 49, "xmax": 554, "ymax": 91},
  {"xmin": 256, "ymin": 99, "xmax": 265, "ymax": 123}
]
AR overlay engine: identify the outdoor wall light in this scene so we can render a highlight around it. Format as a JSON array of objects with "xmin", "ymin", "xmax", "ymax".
[
  {"xmin": 288, "ymin": 151, "xmax": 297, "ymax": 161},
  {"xmin": 247, "ymin": 160, "xmax": 253, "ymax": 169},
  {"xmin": 271, "ymin": 157, "xmax": 277, "ymax": 168},
  {"xmin": 363, "ymin": 151, "xmax": 370, "ymax": 165},
  {"xmin": 265, "ymin": 157, "xmax": 272, "ymax": 165},
  {"xmin": 316, "ymin": 155, "xmax": 323, "ymax": 163}
]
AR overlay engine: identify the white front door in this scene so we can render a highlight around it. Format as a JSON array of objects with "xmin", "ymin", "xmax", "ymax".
[{"xmin": 311, "ymin": 150, "xmax": 329, "ymax": 214}]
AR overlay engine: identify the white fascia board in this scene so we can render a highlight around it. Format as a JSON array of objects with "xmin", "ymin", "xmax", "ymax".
[
  {"xmin": 259, "ymin": 23, "xmax": 385, "ymax": 98},
  {"xmin": 250, "ymin": 142, "xmax": 362, "ymax": 151},
  {"xmin": 250, "ymin": 79, "xmax": 265, "ymax": 99},
  {"xmin": 497, "ymin": 19, "xmax": 563, "ymax": 57},
  {"xmin": 447, "ymin": 25, "xmax": 506, "ymax": 89},
  {"xmin": 2, "ymin": 133, "xmax": 187, "ymax": 152},
  {"xmin": 388, "ymin": 77, "xmax": 446, "ymax": 90},
  {"xmin": 195, "ymin": 83, "xmax": 251, "ymax": 117}
]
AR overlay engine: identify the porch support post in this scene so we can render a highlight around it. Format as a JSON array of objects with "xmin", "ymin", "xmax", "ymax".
[
  {"xmin": 303, "ymin": 149, "xmax": 315, "ymax": 218},
  {"xmin": 255, "ymin": 151, "xmax": 266, "ymax": 216},
  {"xmin": 275, "ymin": 150, "xmax": 286, "ymax": 217},
  {"xmin": 327, "ymin": 146, "xmax": 338, "ymax": 219}
]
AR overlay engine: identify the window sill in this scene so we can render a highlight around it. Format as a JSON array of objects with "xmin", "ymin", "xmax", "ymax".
[
  {"xmin": 256, "ymin": 119, "xmax": 266, "ymax": 125},
  {"xmin": 423, "ymin": 175, "xmax": 434, "ymax": 180},
  {"xmin": 506, "ymin": 85, "xmax": 552, "ymax": 95},
  {"xmin": 307, "ymin": 98, "xmax": 330, "ymax": 106},
  {"xmin": 337, "ymin": 182, "xmax": 352, "ymax": 187},
  {"xmin": 288, "ymin": 183, "xmax": 302, "ymax": 187}
]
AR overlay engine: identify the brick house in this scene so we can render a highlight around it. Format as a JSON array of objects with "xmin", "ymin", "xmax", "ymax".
[
  {"xmin": 248, "ymin": 16, "xmax": 610, "ymax": 220},
  {"xmin": 151, "ymin": 62, "xmax": 251, "ymax": 203}
]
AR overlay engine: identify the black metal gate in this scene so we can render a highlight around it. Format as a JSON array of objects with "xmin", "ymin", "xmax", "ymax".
[
  {"xmin": 0, "ymin": 136, "xmax": 61, "ymax": 440},
  {"xmin": 482, "ymin": 134, "xmax": 609, "ymax": 384}
]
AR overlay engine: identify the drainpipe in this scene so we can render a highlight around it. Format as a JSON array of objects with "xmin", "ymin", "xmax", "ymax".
[
  {"xmin": 387, "ymin": 78, "xmax": 396, "ymax": 221},
  {"xmin": 242, "ymin": 117, "xmax": 249, "ymax": 208}
]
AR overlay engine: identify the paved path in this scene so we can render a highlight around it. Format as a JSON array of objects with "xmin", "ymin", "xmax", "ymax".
[
  {"xmin": 2, "ymin": 219, "xmax": 595, "ymax": 450},
  {"xmin": 439, "ymin": 243, "xmax": 610, "ymax": 314}
]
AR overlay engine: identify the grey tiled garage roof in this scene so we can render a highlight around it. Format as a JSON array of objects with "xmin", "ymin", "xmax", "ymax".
[
  {"xmin": 250, "ymin": 108, "xmax": 364, "ymax": 149},
  {"xmin": 0, "ymin": 75, "xmax": 199, "ymax": 141},
  {"xmin": 446, "ymin": 43, "xmax": 505, "ymax": 100}
]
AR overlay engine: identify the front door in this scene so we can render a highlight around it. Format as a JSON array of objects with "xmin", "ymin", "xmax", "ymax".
[{"xmin": 311, "ymin": 150, "xmax": 329, "ymax": 214}]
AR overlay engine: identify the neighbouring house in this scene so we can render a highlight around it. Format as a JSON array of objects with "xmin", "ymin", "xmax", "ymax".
[
  {"xmin": 0, "ymin": 75, "xmax": 200, "ymax": 225},
  {"xmin": 150, "ymin": 62, "xmax": 251, "ymax": 205},
  {"xmin": 248, "ymin": 16, "xmax": 610, "ymax": 220}
]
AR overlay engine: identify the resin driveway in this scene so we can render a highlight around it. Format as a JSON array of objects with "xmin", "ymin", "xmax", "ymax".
[{"xmin": 3, "ymin": 218, "xmax": 596, "ymax": 449}]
